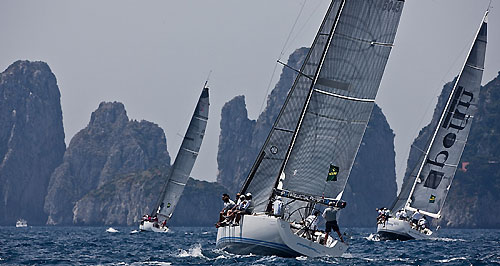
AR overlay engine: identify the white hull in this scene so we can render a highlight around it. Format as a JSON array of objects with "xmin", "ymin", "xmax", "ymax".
[
  {"xmin": 139, "ymin": 221, "xmax": 169, "ymax": 233},
  {"xmin": 216, "ymin": 214, "xmax": 348, "ymax": 257},
  {"xmin": 377, "ymin": 217, "xmax": 433, "ymax": 240},
  {"xmin": 16, "ymin": 220, "xmax": 27, "ymax": 228}
]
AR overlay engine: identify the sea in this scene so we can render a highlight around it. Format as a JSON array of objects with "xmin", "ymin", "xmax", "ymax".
[{"xmin": 1, "ymin": 226, "xmax": 499, "ymax": 265}]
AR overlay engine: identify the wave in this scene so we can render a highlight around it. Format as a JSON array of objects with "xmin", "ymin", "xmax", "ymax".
[
  {"xmin": 365, "ymin": 233, "xmax": 380, "ymax": 241},
  {"xmin": 177, "ymin": 244, "xmax": 205, "ymax": 258},
  {"xmin": 106, "ymin": 227, "xmax": 119, "ymax": 233},
  {"xmin": 434, "ymin": 257, "xmax": 467, "ymax": 263},
  {"xmin": 429, "ymin": 237, "xmax": 466, "ymax": 242}
]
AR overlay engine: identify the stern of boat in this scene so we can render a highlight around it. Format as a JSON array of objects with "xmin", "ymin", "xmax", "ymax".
[{"xmin": 139, "ymin": 221, "xmax": 169, "ymax": 233}]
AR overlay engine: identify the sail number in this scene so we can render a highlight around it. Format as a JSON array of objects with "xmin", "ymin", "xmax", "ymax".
[{"xmin": 379, "ymin": 0, "xmax": 403, "ymax": 13}]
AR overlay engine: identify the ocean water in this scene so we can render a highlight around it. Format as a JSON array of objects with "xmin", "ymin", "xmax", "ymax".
[{"xmin": 1, "ymin": 226, "xmax": 499, "ymax": 265}]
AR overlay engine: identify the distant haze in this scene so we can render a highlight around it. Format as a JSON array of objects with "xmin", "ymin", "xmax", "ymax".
[{"xmin": 1, "ymin": 0, "xmax": 499, "ymax": 191}]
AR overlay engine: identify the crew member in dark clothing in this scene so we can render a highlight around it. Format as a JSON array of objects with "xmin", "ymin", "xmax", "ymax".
[{"xmin": 322, "ymin": 202, "xmax": 344, "ymax": 245}]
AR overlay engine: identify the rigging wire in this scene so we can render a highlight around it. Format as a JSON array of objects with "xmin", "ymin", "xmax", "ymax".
[{"xmin": 258, "ymin": 0, "xmax": 308, "ymax": 115}]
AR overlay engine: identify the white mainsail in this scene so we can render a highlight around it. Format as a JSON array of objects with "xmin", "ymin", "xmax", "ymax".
[
  {"xmin": 403, "ymin": 13, "xmax": 488, "ymax": 219},
  {"xmin": 241, "ymin": 0, "xmax": 405, "ymax": 215},
  {"xmin": 152, "ymin": 86, "xmax": 209, "ymax": 223},
  {"xmin": 217, "ymin": 0, "xmax": 405, "ymax": 257}
]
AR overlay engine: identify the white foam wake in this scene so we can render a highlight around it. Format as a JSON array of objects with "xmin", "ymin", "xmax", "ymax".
[
  {"xmin": 177, "ymin": 244, "xmax": 205, "ymax": 258},
  {"xmin": 365, "ymin": 233, "xmax": 380, "ymax": 241},
  {"xmin": 435, "ymin": 257, "xmax": 467, "ymax": 263},
  {"xmin": 106, "ymin": 227, "xmax": 119, "ymax": 233}
]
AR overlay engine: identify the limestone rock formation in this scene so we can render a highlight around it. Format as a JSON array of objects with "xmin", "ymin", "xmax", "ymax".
[
  {"xmin": 72, "ymin": 164, "xmax": 227, "ymax": 226},
  {"xmin": 0, "ymin": 61, "xmax": 66, "ymax": 225},
  {"xmin": 44, "ymin": 102, "xmax": 170, "ymax": 225}
]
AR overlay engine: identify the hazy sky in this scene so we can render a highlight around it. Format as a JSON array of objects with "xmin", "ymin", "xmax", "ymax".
[{"xmin": 1, "ymin": 0, "xmax": 499, "ymax": 190}]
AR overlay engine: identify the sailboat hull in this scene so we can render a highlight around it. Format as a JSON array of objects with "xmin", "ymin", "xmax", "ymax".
[
  {"xmin": 216, "ymin": 214, "xmax": 347, "ymax": 257},
  {"xmin": 139, "ymin": 221, "xmax": 169, "ymax": 233},
  {"xmin": 377, "ymin": 218, "xmax": 432, "ymax": 240}
]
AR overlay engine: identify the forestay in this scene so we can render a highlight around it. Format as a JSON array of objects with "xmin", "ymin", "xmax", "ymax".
[
  {"xmin": 406, "ymin": 15, "xmax": 487, "ymax": 217},
  {"xmin": 241, "ymin": 0, "xmax": 404, "ymax": 213},
  {"xmin": 153, "ymin": 87, "xmax": 209, "ymax": 222}
]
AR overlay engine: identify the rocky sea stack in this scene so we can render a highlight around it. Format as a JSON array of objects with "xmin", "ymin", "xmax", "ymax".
[
  {"xmin": 0, "ymin": 61, "xmax": 65, "ymax": 225},
  {"xmin": 44, "ymin": 101, "xmax": 170, "ymax": 225}
]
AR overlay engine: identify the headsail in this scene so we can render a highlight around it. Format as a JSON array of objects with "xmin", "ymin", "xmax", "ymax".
[
  {"xmin": 241, "ymin": 0, "xmax": 405, "ymax": 213},
  {"xmin": 153, "ymin": 87, "xmax": 209, "ymax": 222},
  {"xmin": 405, "ymin": 13, "xmax": 487, "ymax": 218}
]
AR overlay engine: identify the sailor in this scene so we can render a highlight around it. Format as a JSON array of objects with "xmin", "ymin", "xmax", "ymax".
[
  {"xmin": 216, "ymin": 193, "xmax": 235, "ymax": 228},
  {"xmin": 244, "ymin": 193, "xmax": 254, "ymax": 214},
  {"xmin": 225, "ymin": 195, "xmax": 245, "ymax": 224},
  {"xmin": 234, "ymin": 193, "xmax": 253, "ymax": 225},
  {"xmin": 411, "ymin": 209, "xmax": 423, "ymax": 226},
  {"xmin": 383, "ymin": 208, "xmax": 390, "ymax": 219},
  {"xmin": 418, "ymin": 217, "xmax": 428, "ymax": 231},
  {"xmin": 376, "ymin": 208, "xmax": 384, "ymax": 224},
  {"xmin": 235, "ymin": 192, "xmax": 242, "ymax": 205},
  {"xmin": 399, "ymin": 209, "xmax": 408, "ymax": 220},
  {"xmin": 395, "ymin": 210, "xmax": 402, "ymax": 219},
  {"xmin": 305, "ymin": 210, "xmax": 320, "ymax": 231},
  {"xmin": 322, "ymin": 202, "xmax": 344, "ymax": 245},
  {"xmin": 272, "ymin": 196, "xmax": 284, "ymax": 217}
]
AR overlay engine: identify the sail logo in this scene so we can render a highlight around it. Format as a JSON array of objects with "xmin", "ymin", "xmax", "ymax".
[
  {"xmin": 424, "ymin": 86, "xmax": 474, "ymax": 189},
  {"xmin": 429, "ymin": 195, "xmax": 436, "ymax": 203},
  {"xmin": 326, "ymin": 164, "xmax": 339, "ymax": 182}
]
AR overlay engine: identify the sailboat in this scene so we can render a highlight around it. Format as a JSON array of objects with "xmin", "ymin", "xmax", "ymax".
[
  {"xmin": 140, "ymin": 85, "xmax": 209, "ymax": 232},
  {"xmin": 377, "ymin": 11, "xmax": 488, "ymax": 241},
  {"xmin": 216, "ymin": 0, "xmax": 404, "ymax": 257}
]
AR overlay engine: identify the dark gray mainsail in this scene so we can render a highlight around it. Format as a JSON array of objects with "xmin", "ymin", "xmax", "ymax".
[
  {"xmin": 241, "ymin": 0, "xmax": 405, "ymax": 213},
  {"xmin": 405, "ymin": 13, "xmax": 488, "ymax": 218},
  {"xmin": 153, "ymin": 87, "xmax": 209, "ymax": 223}
]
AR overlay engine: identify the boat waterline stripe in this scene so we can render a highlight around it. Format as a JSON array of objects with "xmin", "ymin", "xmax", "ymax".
[
  {"xmin": 217, "ymin": 236, "xmax": 292, "ymax": 252},
  {"xmin": 313, "ymin": 88, "xmax": 375, "ymax": 102}
]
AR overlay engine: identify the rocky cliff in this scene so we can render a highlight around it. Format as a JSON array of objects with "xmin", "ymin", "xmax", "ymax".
[
  {"xmin": 44, "ymin": 102, "xmax": 170, "ymax": 225},
  {"xmin": 217, "ymin": 48, "xmax": 397, "ymax": 227},
  {"xmin": 72, "ymin": 165, "xmax": 227, "ymax": 226},
  {"xmin": 404, "ymin": 73, "xmax": 500, "ymax": 228},
  {"xmin": 0, "ymin": 61, "xmax": 66, "ymax": 225}
]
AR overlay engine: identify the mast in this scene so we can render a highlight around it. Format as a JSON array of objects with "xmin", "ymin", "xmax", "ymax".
[
  {"xmin": 271, "ymin": 0, "xmax": 347, "ymax": 202},
  {"xmin": 241, "ymin": 0, "xmax": 405, "ymax": 214},
  {"xmin": 404, "ymin": 11, "xmax": 488, "ymax": 219},
  {"xmin": 240, "ymin": 0, "xmax": 339, "ymax": 195}
]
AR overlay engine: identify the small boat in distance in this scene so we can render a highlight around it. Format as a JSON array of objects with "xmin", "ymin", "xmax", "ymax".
[
  {"xmin": 140, "ymin": 84, "xmax": 209, "ymax": 232},
  {"xmin": 377, "ymin": 10, "xmax": 488, "ymax": 241},
  {"xmin": 16, "ymin": 219, "xmax": 27, "ymax": 228}
]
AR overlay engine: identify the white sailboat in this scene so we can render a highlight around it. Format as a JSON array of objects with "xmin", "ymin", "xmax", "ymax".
[
  {"xmin": 216, "ymin": 0, "xmax": 404, "ymax": 257},
  {"xmin": 377, "ymin": 11, "xmax": 488, "ymax": 241},
  {"xmin": 140, "ymin": 85, "xmax": 209, "ymax": 232},
  {"xmin": 16, "ymin": 219, "xmax": 27, "ymax": 228}
]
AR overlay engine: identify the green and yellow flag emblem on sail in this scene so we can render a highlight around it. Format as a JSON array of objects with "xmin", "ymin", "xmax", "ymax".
[
  {"xmin": 429, "ymin": 194, "xmax": 436, "ymax": 203},
  {"xmin": 326, "ymin": 164, "xmax": 339, "ymax": 181}
]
